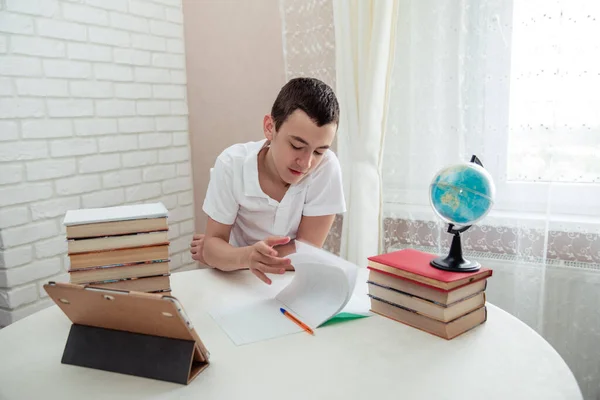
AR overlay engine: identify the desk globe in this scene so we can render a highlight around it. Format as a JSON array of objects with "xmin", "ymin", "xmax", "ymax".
[{"xmin": 429, "ymin": 155, "xmax": 496, "ymax": 272}]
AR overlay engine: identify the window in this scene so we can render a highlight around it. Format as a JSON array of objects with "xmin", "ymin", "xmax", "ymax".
[
  {"xmin": 507, "ymin": 0, "xmax": 600, "ymax": 184},
  {"xmin": 486, "ymin": 0, "xmax": 600, "ymax": 221},
  {"xmin": 382, "ymin": 0, "xmax": 600, "ymax": 224}
]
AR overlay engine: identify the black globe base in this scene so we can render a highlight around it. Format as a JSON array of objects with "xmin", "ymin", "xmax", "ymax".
[
  {"xmin": 430, "ymin": 255, "xmax": 480, "ymax": 272},
  {"xmin": 430, "ymin": 223, "xmax": 481, "ymax": 273}
]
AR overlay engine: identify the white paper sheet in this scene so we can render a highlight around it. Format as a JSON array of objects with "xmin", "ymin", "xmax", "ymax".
[
  {"xmin": 338, "ymin": 267, "xmax": 373, "ymax": 316},
  {"xmin": 275, "ymin": 254, "xmax": 352, "ymax": 328},
  {"xmin": 209, "ymin": 242, "xmax": 370, "ymax": 346},
  {"xmin": 210, "ymin": 298, "xmax": 302, "ymax": 345}
]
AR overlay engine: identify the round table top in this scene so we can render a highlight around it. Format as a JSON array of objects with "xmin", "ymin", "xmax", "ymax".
[{"xmin": 0, "ymin": 268, "xmax": 583, "ymax": 400}]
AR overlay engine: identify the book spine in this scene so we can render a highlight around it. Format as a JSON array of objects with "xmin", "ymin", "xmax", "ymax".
[
  {"xmin": 69, "ymin": 259, "xmax": 170, "ymax": 273},
  {"xmin": 367, "ymin": 266, "xmax": 490, "ymax": 292},
  {"xmin": 67, "ymin": 229, "xmax": 168, "ymax": 241},
  {"xmin": 367, "ymin": 280, "xmax": 484, "ymax": 308},
  {"xmin": 68, "ymin": 241, "xmax": 170, "ymax": 255},
  {"xmin": 81, "ymin": 273, "xmax": 171, "ymax": 285}
]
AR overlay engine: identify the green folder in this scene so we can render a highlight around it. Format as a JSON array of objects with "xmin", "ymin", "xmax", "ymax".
[{"xmin": 322, "ymin": 312, "xmax": 370, "ymax": 327}]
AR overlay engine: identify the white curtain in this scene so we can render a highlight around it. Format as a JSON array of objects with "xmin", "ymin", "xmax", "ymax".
[
  {"xmin": 332, "ymin": 0, "xmax": 399, "ymax": 267},
  {"xmin": 381, "ymin": 1, "xmax": 600, "ymax": 399}
]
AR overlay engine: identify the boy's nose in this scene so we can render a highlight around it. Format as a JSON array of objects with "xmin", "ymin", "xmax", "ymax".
[{"xmin": 297, "ymin": 154, "xmax": 311, "ymax": 170}]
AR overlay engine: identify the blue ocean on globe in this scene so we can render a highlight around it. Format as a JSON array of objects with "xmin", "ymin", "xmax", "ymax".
[{"xmin": 429, "ymin": 163, "xmax": 495, "ymax": 225}]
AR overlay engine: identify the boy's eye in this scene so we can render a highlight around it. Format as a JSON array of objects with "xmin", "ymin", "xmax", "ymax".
[{"xmin": 290, "ymin": 142, "xmax": 324, "ymax": 156}]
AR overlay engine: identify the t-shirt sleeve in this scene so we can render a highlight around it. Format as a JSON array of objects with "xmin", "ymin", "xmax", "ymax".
[
  {"xmin": 302, "ymin": 152, "xmax": 347, "ymax": 217},
  {"xmin": 202, "ymin": 156, "xmax": 239, "ymax": 225}
]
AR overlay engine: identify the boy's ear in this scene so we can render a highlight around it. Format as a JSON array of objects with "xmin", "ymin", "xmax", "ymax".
[{"xmin": 263, "ymin": 115, "xmax": 275, "ymax": 140}]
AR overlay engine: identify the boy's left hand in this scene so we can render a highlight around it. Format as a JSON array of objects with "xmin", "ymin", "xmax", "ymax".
[{"xmin": 190, "ymin": 234, "xmax": 206, "ymax": 264}]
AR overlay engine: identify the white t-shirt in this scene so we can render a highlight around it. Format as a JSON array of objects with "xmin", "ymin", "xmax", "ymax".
[{"xmin": 202, "ymin": 139, "xmax": 346, "ymax": 247}]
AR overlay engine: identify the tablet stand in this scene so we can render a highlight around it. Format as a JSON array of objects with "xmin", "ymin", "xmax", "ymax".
[{"xmin": 62, "ymin": 323, "xmax": 205, "ymax": 384}]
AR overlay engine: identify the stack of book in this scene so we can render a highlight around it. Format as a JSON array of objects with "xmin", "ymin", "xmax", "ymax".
[
  {"xmin": 367, "ymin": 248, "xmax": 492, "ymax": 340},
  {"xmin": 63, "ymin": 202, "xmax": 171, "ymax": 293}
]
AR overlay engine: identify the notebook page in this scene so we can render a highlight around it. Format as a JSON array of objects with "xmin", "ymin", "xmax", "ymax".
[
  {"xmin": 209, "ymin": 244, "xmax": 362, "ymax": 345},
  {"xmin": 210, "ymin": 268, "xmax": 374, "ymax": 346},
  {"xmin": 293, "ymin": 240, "xmax": 358, "ymax": 306},
  {"xmin": 338, "ymin": 267, "xmax": 373, "ymax": 316},
  {"xmin": 275, "ymin": 252, "xmax": 353, "ymax": 328},
  {"xmin": 209, "ymin": 298, "xmax": 302, "ymax": 346}
]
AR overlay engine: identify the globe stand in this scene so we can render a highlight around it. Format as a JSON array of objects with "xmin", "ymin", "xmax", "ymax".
[{"xmin": 430, "ymin": 223, "xmax": 481, "ymax": 272}]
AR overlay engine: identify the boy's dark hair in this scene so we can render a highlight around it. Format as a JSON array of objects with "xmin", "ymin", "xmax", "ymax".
[{"xmin": 271, "ymin": 77, "xmax": 340, "ymax": 131}]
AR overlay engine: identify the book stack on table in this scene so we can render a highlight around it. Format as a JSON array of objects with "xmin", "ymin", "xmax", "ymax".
[
  {"xmin": 367, "ymin": 248, "xmax": 492, "ymax": 340},
  {"xmin": 63, "ymin": 202, "xmax": 171, "ymax": 293}
]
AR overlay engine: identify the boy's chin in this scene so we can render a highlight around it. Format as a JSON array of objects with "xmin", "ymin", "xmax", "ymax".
[{"xmin": 283, "ymin": 173, "xmax": 304, "ymax": 185}]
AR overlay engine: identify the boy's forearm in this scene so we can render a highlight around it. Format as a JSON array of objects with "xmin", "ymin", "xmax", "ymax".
[{"xmin": 203, "ymin": 237, "xmax": 250, "ymax": 271}]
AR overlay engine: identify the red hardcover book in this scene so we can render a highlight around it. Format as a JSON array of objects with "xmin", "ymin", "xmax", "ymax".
[{"xmin": 367, "ymin": 248, "xmax": 492, "ymax": 291}]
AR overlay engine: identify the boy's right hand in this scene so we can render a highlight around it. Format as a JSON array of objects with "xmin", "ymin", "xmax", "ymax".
[{"xmin": 245, "ymin": 236, "xmax": 291, "ymax": 285}]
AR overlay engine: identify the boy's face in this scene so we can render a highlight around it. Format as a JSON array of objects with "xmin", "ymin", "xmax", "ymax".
[{"xmin": 263, "ymin": 109, "xmax": 336, "ymax": 185}]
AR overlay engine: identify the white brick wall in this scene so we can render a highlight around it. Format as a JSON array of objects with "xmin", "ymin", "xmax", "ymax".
[{"xmin": 0, "ymin": 0, "xmax": 195, "ymax": 328}]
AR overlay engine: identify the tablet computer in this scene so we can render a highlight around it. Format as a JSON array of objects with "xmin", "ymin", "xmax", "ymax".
[{"xmin": 44, "ymin": 281, "xmax": 210, "ymax": 384}]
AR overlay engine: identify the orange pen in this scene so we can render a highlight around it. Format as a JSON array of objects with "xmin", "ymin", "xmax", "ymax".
[{"xmin": 280, "ymin": 307, "xmax": 314, "ymax": 335}]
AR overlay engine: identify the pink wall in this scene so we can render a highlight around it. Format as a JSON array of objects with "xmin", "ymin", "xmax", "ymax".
[{"xmin": 182, "ymin": 0, "xmax": 286, "ymax": 236}]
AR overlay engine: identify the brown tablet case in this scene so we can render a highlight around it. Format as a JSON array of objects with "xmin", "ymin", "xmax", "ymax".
[{"xmin": 43, "ymin": 281, "xmax": 210, "ymax": 385}]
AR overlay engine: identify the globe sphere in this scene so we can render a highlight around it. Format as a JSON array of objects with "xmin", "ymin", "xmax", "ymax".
[{"xmin": 429, "ymin": 163, "xmax": 496, "ymax": 226}]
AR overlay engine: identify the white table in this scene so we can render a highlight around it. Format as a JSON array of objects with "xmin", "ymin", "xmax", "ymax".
[{"xmin": 0, "ymin": 269, "xmax": 583, "ymax": 400}]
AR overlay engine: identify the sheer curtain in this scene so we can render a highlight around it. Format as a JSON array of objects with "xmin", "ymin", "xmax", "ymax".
[
  {"xmin": 332, "ymin": 0, "xmax": 398, "ymax": 266},
  {"xmin": 280, "ymin": 1, "xmax": 600, "ymax": 398},
  {"xmin": 381, "ymin": 1, "xmax": 600, "ymax": 399}
]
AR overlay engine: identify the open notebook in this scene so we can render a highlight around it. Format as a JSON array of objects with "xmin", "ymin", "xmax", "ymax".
[{"xmin": 210, "ymin": 241, "xmax": 372, "ymax": 345}]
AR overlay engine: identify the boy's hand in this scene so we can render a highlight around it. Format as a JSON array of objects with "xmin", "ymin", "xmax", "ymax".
[
  {"xmin": 245, "ymin": 236, "xmax": 292, "ymax": 284},
  {"xmin": 190, "ymin": 234, "xmax": 206, "ymax": 264}
]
